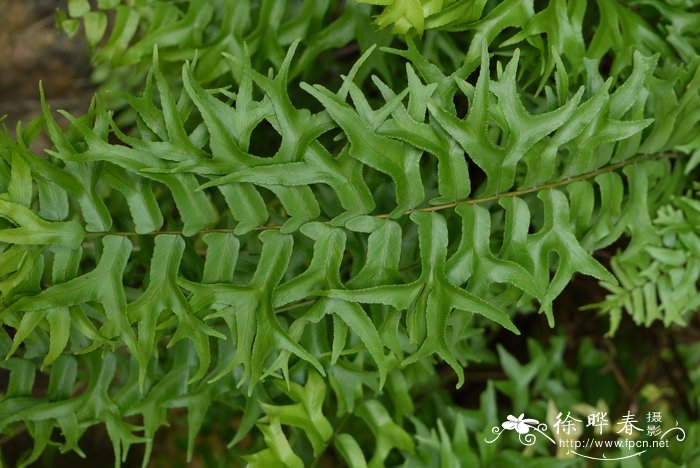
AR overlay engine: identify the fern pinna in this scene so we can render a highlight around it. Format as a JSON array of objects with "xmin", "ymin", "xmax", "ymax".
[{"xmin": 1, "ymin": 0, "xmax": 699, "ymax": 466}]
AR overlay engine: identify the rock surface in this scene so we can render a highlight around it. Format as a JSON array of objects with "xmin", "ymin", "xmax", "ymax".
[{"xmin": 0, "ymin": 0, "xmax": 92, "ymax": 133}]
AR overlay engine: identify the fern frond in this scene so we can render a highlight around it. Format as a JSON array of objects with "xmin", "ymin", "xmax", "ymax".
[
  {"xmin": 592, "ymin": 183, "xmax": 700, "ymax": 334},
  {"xmin": 61, "ymin": 0, "xmax": 394, "ymax": 89},
  {"xmin": 2, "ymin": 2, "xmax": 699, "ymax": 463},
  {"xmin": 2, "ymin": 43, "xmax": 694, "ymax": 392}
]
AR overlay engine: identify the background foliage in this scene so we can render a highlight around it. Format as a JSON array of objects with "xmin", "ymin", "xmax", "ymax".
[{"xmin": 1, "ymin": 0, "xmax": 699, "ymax": 466}]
